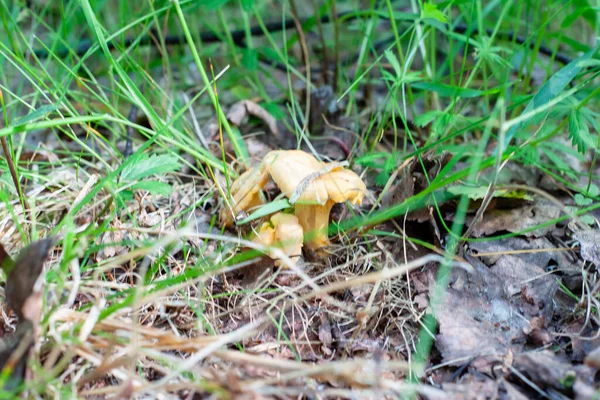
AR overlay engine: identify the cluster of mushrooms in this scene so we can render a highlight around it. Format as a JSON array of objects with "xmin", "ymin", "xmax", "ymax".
[{"xmin": 220, "ymin": 150, "xmax": 367, "ymax": 265}]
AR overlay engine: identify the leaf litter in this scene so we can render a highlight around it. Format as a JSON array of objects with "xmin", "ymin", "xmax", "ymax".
[
  {"xmin": 2, "ymin": 95, "xmax": 599, "ymax": 400},
  {"xmin": 3, "ymin": 7, "xmax": 600, "ymax": 399}
]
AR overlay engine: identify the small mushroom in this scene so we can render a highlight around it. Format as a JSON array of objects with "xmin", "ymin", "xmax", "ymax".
[
  {"xmin": 253, "ymin": 212, "xmax": 304, "ymax": 266},
  {"xmin": 263, "ymin": 151, "xmax": 366, "ymax": 250},
  {"xmin": 223, "ymin": 149, "xmax": 366, "ymax": 256}
]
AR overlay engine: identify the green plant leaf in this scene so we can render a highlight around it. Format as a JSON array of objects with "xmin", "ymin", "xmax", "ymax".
[
  {"xmin": 231, "ymin": 85, "xmax": 253, "ymax": 100},
  {"xmin": 261, "ymin": 102, "xmax": 287, "ymax": 120},
  {"xmin": 235, "ymin": 199, "xmax": 291, "ymax": 225},
  {"xmin": 447, "ymin": 185, "xmax": 533, "ymax": 201},
  {"xmin": 421, "ymin": 3, "xmax": 448, "ymax": 23},
  {"xmin": 375, "ymin": 171, "xmax": 391, "ymax": 187},
  {"xmin": 12, "ymin": 104, "xmax": 57, "ymax": 127},
  {"xmin": 241, "ymin": 48, "xmax": 258, "ymax": 71},
  {"xmin": 415, "ymin": 110, "xmax": 443, "ymax": 127},
  {"xmin": 540, "ymin": 147, "xmax": 577, "ymax": 180},
  {"xmin": 568, "ymin": 110, "xmax": 595, "ymax": 153},
  {"xmin": 580, "ymin": 214, "xmax": 595, "ymax": 225},
  {"xmin": 120, "ymin": 153, "xmax": 181, "ymax": 182},
  {"xmin": 131, "ymin": 181, "xmax": 173, "ymax": 196},
  {"xmin": 431, "ymin": 113, "xmax": 453, "ymax": 138},
  {"xmin": 203, "ymin": 0, "xmax": 231, "ymax": 9},
  {"xmin": 503, "ymin": 43, "xmax": 600, "ymax": 152},
  {"xmin": 384, "ymin": 49, "xmax": 402, "ymax": 77},
  {"xmin": 574, "ymin": 193, "xmax": 592, "ymax": 206},
  {"xmin": 240, "ymin": 0, "xmax": 254, "ymax": 12},
  {"xmin": 574, "ymin": 0, "xmax": 597, "ymax": 29},
  {"xmin": 410, "ymin": 82, "xmax": 497, "ymax": 98}
]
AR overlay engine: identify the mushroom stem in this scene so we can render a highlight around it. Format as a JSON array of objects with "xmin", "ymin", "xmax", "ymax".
[{"xmin": 294, "ymin": 200, "xmax": 335, "ymax": 250}]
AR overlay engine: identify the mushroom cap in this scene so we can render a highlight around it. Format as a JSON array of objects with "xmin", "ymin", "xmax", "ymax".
[
  {"xmin": 263, "ymin": 150, "xmax": 366, "ymax": 206},
  {"xmin": 318, "ymin": 169, "xmax": 366, "ymax": 205}
]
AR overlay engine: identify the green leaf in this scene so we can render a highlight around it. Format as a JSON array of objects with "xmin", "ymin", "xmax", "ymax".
[
  {"xmin": 421, "ymin": 2, "xmax": 448, "ymax": 23},
  {"xmin": 574, "ymin": 0, "xmax": 597, "ymax": 29},
  {"xmin": 568, "ymin": 110, "xmax": 595, "ymax": 153},
  {"xmin": 410, "ymin": 82, "xmax": 495, "ymax": 98},
  {"xmin": 258, "ymin": 46, "xmax": 282, "ymax": 64},
  {"xmin": 431, "ymin": 113, "xmax": 453, "ymax": 138},
  {"xmin": 12, "ymin": 104, "xmax": 57, "ymax": 127},
  {"xmin": 241, "ymin": 48, "xmax": 258, "ymax": 71},
  {"xmin": 415, "ymin": 110, "xmax": 442, "ymax": 127},
  {"xmin": 231, "ymin": 85, "xmax": 253, "ymax": 101},
  {"xmin": 235, "ymin": 199, "xmax": 291, "ymax": 225},
  {"xmin": 540, "ymin": 147, "xmax": 577, "ymax": 180},
  {"xmin": 580, "ymin": 214, "xmax": 596, "ymax": 225},
  {"xmin": 576, "ymin": 59, "xmax": 600, "ymax": 68},
  {"xmin": 384, "ymin": 49, "xmax": 402, "ymax": 77},
  {"xmin": 355, "ymin": 152, "xmax": 395, "ymax": 169},
  {"xmin": 261, "ymin": 102, "xmax": 287, "ymax": 120},
  {"xmin": 447, "ymin": 185, "xmax": 533, "ymax": 201},
  {"xmin": 561, "ymin": 6, "xmax": 587, "ymax": 28},
  {"xmin": 587, "ymin": 184, "xmax": 599, "ymax": 197},
  {"xmin": 240, "ymin": 0, "xmax": 254, "ymax": 12},
  {"xmin": 203, "ymin": 0, "xmax": 231, "ymax": 9},
  {"xmin": 503, "ymin": 43, "xmax": 600, "ymax": 152},
  {"xmin": 120, "ymin": 153, "xmax": 181, "ymax": 182},
  {"xmin": 574, "ymin": 193, "xmax": 592, "ymax": 206},
  {"xmin": 131, "ymin": 181, "xmax": 173, "ymax": 196},
  {"xmin": 375, "ymin": 171, "xmax": 391, "ymax": 187}
]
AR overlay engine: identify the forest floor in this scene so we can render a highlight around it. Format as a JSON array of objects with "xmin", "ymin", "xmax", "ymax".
[{"xmin": 0, "ymin": 1, "xmax": 600, "ymax": 399}]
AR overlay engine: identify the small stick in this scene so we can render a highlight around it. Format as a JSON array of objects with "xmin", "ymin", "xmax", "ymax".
[
  {"xmin": 311, "ymin": 0, "xmax": 330, "ymax": 85},
  {"xmin": 289, "ymin": 0, "xmax": 311, "ymax": 135},
  {"xmin": 331, "ymin": 0, "xmax": 340, "ymax": 92},
  {"xmin": 0, "ymin": 89, "xmax": 31, "ymax": 223}
]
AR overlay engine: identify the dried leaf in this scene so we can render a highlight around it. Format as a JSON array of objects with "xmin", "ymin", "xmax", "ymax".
[
  {"xmin": 436, "ymin": 238, "xmax": 559, "ymax": 371},
  {"xmin": 5, "ymin": 238, "xmax": 55, "ymax": 320},
  {"xmin": 318, "ymin": 313, "xmax": 333, "ymax": 350},
  {"xmin": 573, "ymin": 228, "xmax": 600, "ymax": 266},
  {"xmin": 0, "ymin": 320, "xmax": 34, "ymax": 392},
  {"xmin": 468, "ymin": 199, "xmax": 561, "ymax": 238},
  {"xmin": 513, "ymin": 351, "xmax": 590, "ymax": 392},
  {"xmin": 0, "ymin": 238, "xmax": 55, "ymax": 392},
  {"xmin": 227, "ymin": 100, "xmax": 279, "ymax": 137}
]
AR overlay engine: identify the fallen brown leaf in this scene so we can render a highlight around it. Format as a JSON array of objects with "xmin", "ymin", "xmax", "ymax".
[
  {"xmin": 436, "ymin": 238, "xmax": 559, "ymax": 372},
  {"xmin": 467, "ymin": 199, "xmax": 561, "ymax": 238}
]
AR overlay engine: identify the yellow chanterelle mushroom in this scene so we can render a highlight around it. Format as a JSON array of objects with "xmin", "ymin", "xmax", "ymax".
[
  {"xmin": 262, "ymin": 151, "xmax": 366, "ymax": 250},
  {"xmin": 222, "ymin": 149, "xmax": 366, "ymax": 256}
]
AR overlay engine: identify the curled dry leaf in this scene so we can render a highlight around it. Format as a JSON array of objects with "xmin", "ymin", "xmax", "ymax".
[
  {"xmin": 227, "ymin": 100, "xmax": 279, "ymax": 138},
  {"xmin": 572, "ymin": 227, "xmax": 600, "ymax": 266},
  {"xmin": 222, "ymin": 150, "xmax": 367, "ymax": 255},
  {"xmin": 467, "ymin": 199, "xmax": 561, "ymax": 238},
  {"xmin": 252, "ymin": 212, "xmax": 303, "ymax": 266},
  {"xmin": 0, "ymin": 238, "xmax": 55, "ymax": 391},
  {"xmin": 5, "ymin": 237, "xmax": 56, "ymax": 320},
  {"xmin": 206, "ymin": 100, "xmax": 279, "ymax": 142}
]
